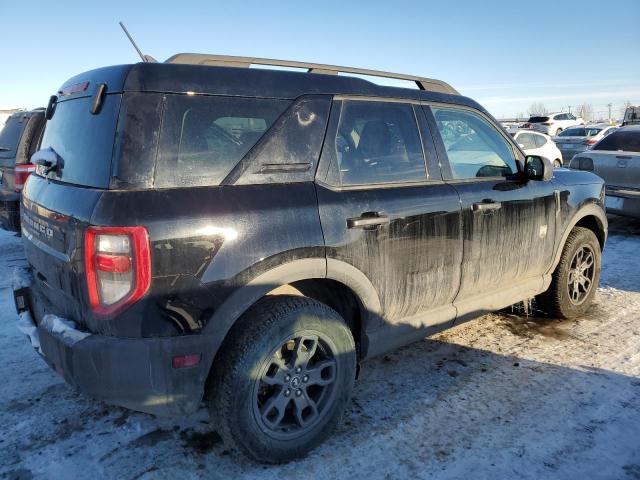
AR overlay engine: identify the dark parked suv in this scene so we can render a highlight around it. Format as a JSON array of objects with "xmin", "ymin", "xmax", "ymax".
[
  {"xmin": 14, "ymin": 55, "xmax": 607, "ymax": 463},
  {"xmin": 0, "ymin": 109, "xmax": 45, "ymax": 231}
]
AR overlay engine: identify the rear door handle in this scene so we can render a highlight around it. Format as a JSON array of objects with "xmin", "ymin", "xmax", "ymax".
[
  {"xmin": 472, "ymin": 201, "xmax": 502, "ymax": 212},
  {"xmin": 347, "ymin": 214, "xmax": 390, "ymax": 229}
]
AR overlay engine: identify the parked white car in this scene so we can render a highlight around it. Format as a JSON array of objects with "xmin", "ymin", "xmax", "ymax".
[
  {"xmin": 512, "ymin": 130, "xmax": 564, "ymax": 167},
  {"xmin": 521, "ymin": 112, "xmax": 584, "ymax": 136}
]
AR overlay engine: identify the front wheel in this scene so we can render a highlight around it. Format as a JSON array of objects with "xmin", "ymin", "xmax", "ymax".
[
  {"xmin": 537, "ymin": 227, "xmax": 601, "ymax": 318},
  {"xmin": 209, "ymin": 295, "xmax": 356, "ymax": 463},
  {"xmin": 554, "ymin": 159, "xmax": 562, "ymax": 168}
]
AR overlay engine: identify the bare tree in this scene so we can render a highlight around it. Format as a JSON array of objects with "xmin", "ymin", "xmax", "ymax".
[
  {"xmin": 577, "ymin": 103, "xmax": 593, "ymax": 122},
  {"xmin": 527, "ymin": 102, "xmax": 547, "ymax": 116}
]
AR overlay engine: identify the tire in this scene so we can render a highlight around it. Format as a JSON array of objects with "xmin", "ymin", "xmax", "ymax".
[
  {"xmin": 208, "ymin": 295, "xmax": 356, "ymax": 463},
  {"xmin": 555, "ymin": 128, "xmax": 563, "ymax": 136},
  {"xmin": 554, "ymin": 159, "xmax": 562, "ymax": 168},
  {"xmin": 537, "ymin": 227, "xmax": 601, "ymax": 319}
]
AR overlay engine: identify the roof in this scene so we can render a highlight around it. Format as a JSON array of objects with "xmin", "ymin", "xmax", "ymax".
[
  {"xmin": 54, "ymin": 62, "xmax": 486, "ymax": 116},
  {"xmin": 165, "ymin": 53, "xmax": 459, "ymax": 95}
]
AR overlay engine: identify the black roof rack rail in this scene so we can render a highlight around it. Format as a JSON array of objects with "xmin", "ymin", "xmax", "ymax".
[{"xmin": 164, "ymin": 53, "xmax": 458, "ymax": 95}]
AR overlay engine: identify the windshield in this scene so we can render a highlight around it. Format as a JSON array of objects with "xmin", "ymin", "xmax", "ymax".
[
  {"xmin": 559, "ymin": 127, "xmax": 601, "ymax": 137},
  {"xmin": 528, "ymin": 116, "xmax": 549, "ymax": 123},
  {"xmin": 38, "ymin": 95, "xmax": 121, "ymax": 188},
  {"xmin": 0, "ymin": 115, "xmax": 26, "ymax": 166}
]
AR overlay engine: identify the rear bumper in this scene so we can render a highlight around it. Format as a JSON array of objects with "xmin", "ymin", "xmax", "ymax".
[
  {"xmin": 0, "ymin": 190, "xmax": 20, "ymax": 232},
  {"xmin": 14, "ymin": 285, "xmax": 212, "ymax": 417},
  {"xmin": 605, "ymin": 190, "xmax": 640, "ymax": 219}
]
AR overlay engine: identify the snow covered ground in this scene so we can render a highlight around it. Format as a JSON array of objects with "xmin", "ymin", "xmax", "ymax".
[{"xmin": 1, "ymin": 216, "xmax": 639, "ymax": 480}]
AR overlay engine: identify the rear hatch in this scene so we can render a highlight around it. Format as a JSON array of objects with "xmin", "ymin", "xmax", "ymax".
[
  {"xmin": 21, "ymin": 80, "xmax": 123, "ymax": 328},
  {"xmin": 554, "ymin": 127, "xmax": 601, "ymax": 158},
  {"xmin": 523, "ymin": 116, "xmax": 550, "ymax": 133}
]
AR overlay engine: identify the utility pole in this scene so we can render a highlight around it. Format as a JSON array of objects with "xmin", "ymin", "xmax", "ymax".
[
  {"xmin": 607, "ymin": 103, "xmax": 612, "ymax": 122},
  {"xmin": 567, "ymin": 105, "xmax": 572, "ymax": 114}
]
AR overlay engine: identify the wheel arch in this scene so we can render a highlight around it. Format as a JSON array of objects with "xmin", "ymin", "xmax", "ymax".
[
  {"xmin": 548, "ymin": 204, "xmax": 607, "ymax": 275},
  {"xmin": 200, "ymin": 258, "xmax": 381, "ymax": 395}
]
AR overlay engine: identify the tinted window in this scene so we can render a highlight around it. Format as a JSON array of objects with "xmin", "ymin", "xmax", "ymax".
[
  {"xmin": 533, "ymin": 134, "xmax": 547, "ymax": 148},
  {"xmin": 433, "ymin": 107, "xmax": 517, "ymax": 179},
  {"xmin": 0, "ymin": 115, "xmax": 26, "ymax": 166},
  {"xmin": 334, "ymin": 101, "xmax": 426, "ymax": 185},
  {"xmin": 517, "ymin": 133, "xmax": 537, "ymax": 150},
  {"xmin": 554, "ymin": 114, "xmax": 567, "ymax": 121},
  {"xmin": 528, "ymin": 116, "xmax": 549, "ymax": 123},
  {"xmin": 559, "ymin": 127, "xmax": 601, "ymax": 137},
  {"xmin": 593, "ymin": 130, "xmax": 640, "ymax": 152},
  {"xmin": 38, "ymin": 95, "xmax": 121, "ymax": 188},
  {"xmin": 155, "ymin": 95, "xmax": 289, "ymax": 188}
]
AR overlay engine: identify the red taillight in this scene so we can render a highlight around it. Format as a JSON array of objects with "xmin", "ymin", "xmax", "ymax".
[
  {"xmin": 14, "ymin": 163, "xmax": 36, "ymax": 192},
  {"xmin": 84, "ymin": 226, "xmax": 151, "ymax": 316},
  {"xmin": 172, "ymin": 354, "xmax": 202, "ymax": 369},
  {"xmin": 584, "ymin": 139, "xmax": 597, "ymax": 146}
]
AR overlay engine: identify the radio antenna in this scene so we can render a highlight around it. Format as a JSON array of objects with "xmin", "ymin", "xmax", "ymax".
[{"xmin": 119, "ymin": 21, "xmax": 150, "ymax": 62}]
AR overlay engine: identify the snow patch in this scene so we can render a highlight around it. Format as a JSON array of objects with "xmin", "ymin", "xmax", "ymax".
[
  {"xmin": 12, "ymin": 267, "xmax": 33, "ymax": 290},
  {"xmin": 40, "ymin": 315, "xmax": 91, "ymax": 346},
  {"xmin": 16, "ymin": 311, "xmax": 41, "ymax": 354}
]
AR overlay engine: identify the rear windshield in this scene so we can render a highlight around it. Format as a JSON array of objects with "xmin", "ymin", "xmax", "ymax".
[
  {"xmin": 558, "ymin": 127, "xmax": 601, "ymax": 137},
  {"xmin": 38, "ymin": 95, "xmax": 121, "ymax": 188},
  {"xmin": 528, "ymin": 116, "xmax": 549, "ymax": 123},
  {"xmin": 155, "ymin": 95, "xmax": 290, "ymax": 188},
  {"xmin": 0, "ymin": 115, "xmax": 26, "ymax": 166},
  {"xmin": 593, "ymin": 130, "xmax": 640, "ymax": 152}
]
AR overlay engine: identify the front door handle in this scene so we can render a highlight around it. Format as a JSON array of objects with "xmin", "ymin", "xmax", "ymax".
[
  {"xmin": 472, "ymin": 201, "xmax": 502, "ymax": 212},
  {"xmin": 347, "ymin": 214, "xmax": 390, "ymax": 229}
]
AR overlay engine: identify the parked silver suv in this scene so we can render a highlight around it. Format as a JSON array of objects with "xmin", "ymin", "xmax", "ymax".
[{"xmin": 570, "ymin": 125, "xmax": 640, "ymax": 218}]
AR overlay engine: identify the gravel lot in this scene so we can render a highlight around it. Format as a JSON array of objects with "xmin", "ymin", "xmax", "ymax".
[{"xmin": 1, "ymin": 216, "xmax": 639, "ymax": 480}]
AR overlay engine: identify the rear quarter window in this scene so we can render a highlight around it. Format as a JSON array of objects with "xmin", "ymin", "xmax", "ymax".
[
  {"xmin": 593, "ymin": 130, "xmax": 640, "ymax": 152},
  {"xmin": 155, "ymin": 95, "xmax": 290, "ymax": 188}
]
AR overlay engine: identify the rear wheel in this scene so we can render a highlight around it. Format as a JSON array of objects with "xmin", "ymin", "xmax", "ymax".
[
  {"xmin": 537, "ymin": 227, "xmax": 601, "ymax": 318},
  {"xmin": 209, "ymin": 295, "xmax": 356, "ymax": 463},
  {"xmin": 555, "ymin": 128, "xmax": 563, "ymax": 136},
  {"xmin": 554, "ymin": 159, "xmax": 562, "ymax": 168}
]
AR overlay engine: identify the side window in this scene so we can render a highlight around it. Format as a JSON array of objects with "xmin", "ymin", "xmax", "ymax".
[
  {"xmin": 334, "ymin": 101, "xmax": 426, "ymax": 185},
  {"xmin": 533, "ymin": 134, "xmax": 547, "ymax": 148},
  {"xmin": 517, "ymin": 133, "xmax": 537, "ymax": 150},
  {"xmin": 155, "ymin": 95, "xmax": 290, "ymax": 188},
  {"xmin": 432, "ymin": 107, "xmax": 518, "ymax": 179}
]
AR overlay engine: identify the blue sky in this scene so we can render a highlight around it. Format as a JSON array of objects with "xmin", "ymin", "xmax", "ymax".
[{"xmin": 1, "ymin": 0, "xmax": 639, "ymax": 118}]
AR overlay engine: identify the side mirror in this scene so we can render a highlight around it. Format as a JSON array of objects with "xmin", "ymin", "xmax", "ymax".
[{"xmin": 525, "ymin": 155, "xmax": 553, "ymax": 181}]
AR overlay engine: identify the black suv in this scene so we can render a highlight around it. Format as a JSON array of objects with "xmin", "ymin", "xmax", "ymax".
[
  {"xmin": 14, "ymin": 55, "xmax": 607, "ymax": 463},
  {"xmin": 0, "ymin": 109, "xmax": 45, "ymax": 231}
]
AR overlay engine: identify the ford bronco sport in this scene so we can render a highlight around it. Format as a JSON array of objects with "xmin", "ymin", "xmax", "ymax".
[{"xmin": 14, "ymin": 55, "xmax": 607, "ymax": 463}]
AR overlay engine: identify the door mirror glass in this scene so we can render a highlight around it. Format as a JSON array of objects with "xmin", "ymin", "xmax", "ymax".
[{"xmin": 525, "ymin": 155, "xmax": 553, "ymax": 181}]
